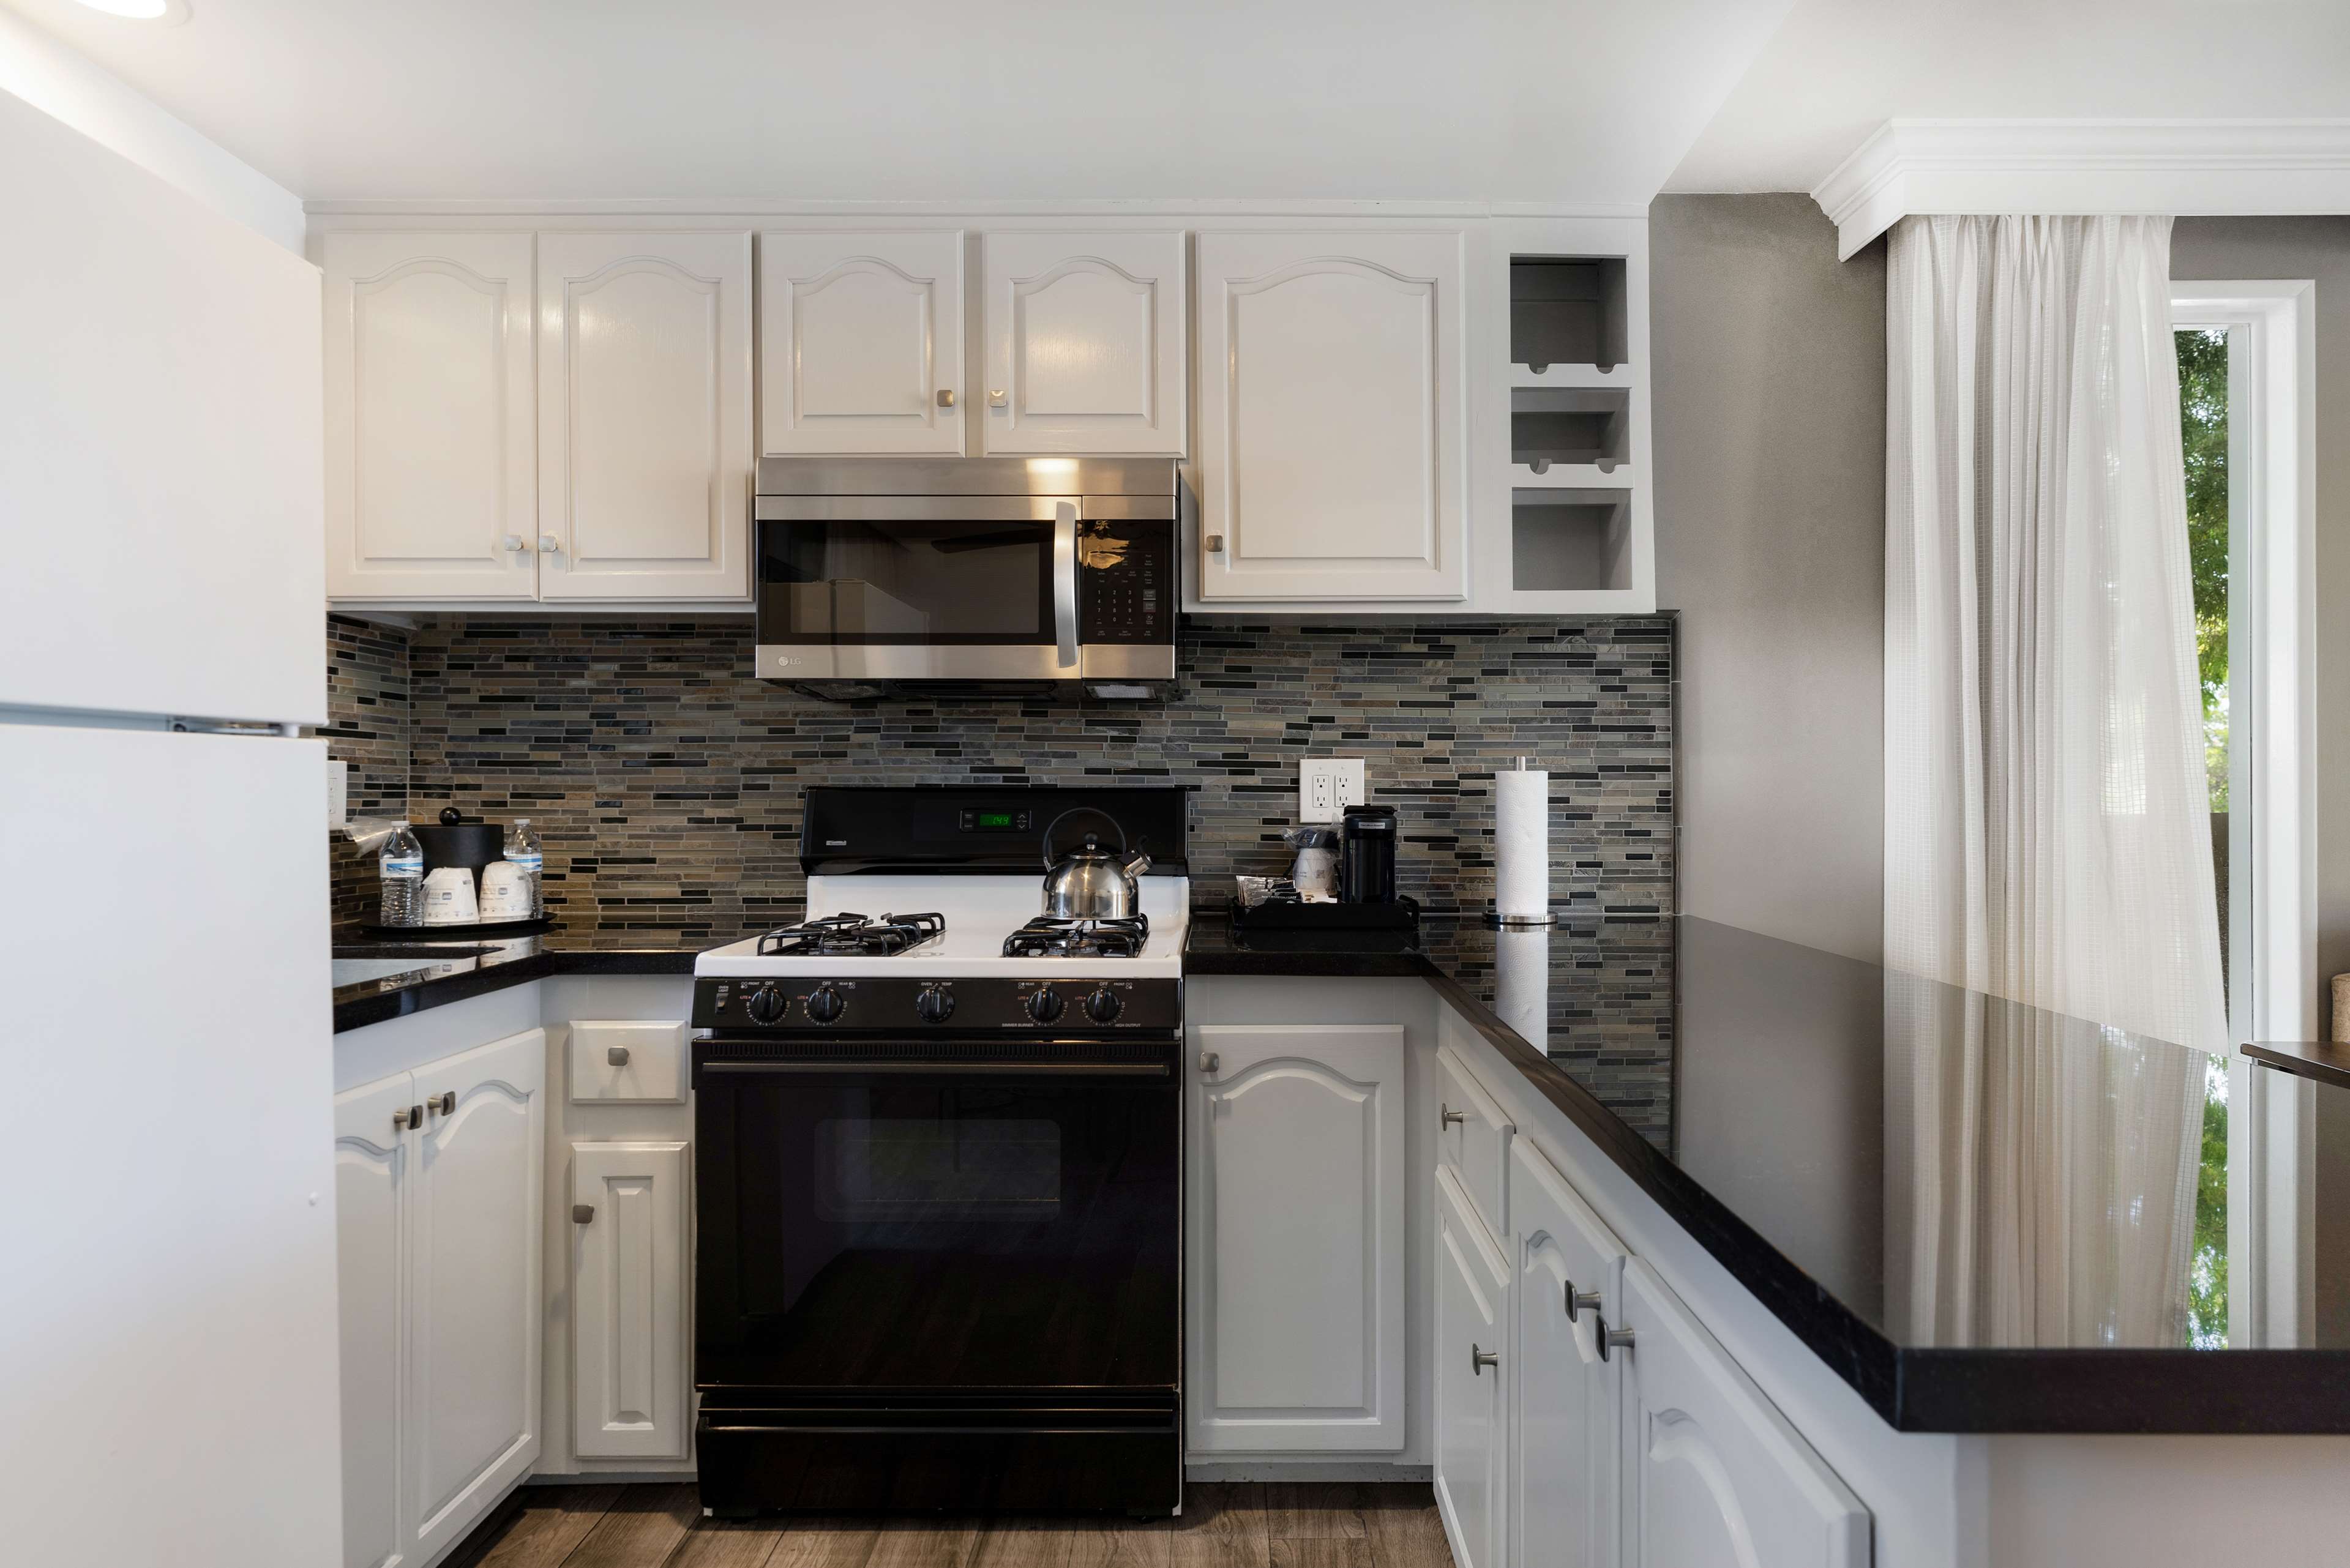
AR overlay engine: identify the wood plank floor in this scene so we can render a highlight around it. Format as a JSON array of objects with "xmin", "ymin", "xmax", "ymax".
[{"xmin": 452, "ymin": 1482, "xmax": 1454, "ymax": 1568}]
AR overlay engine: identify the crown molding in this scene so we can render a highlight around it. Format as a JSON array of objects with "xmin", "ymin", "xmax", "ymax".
[
  {"xmin": 301, "ymin": 195, "xmax": 1653, "ymax": 222},
  {"xmin": 1813, "ymin": 118, "xmax": 2350, "ymax": 259}
]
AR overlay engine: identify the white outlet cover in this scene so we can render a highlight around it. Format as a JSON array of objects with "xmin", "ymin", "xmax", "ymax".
[{"xmin": 1301, "ymin": 758, "xmax": 1367, "ymax": 824}]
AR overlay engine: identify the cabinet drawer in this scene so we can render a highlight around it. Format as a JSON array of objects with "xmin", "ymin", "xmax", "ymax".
[
  {"xmin": 568, "ymin": 1020, "xmax": 688, "ymax": 1103},
  {"xmin": 1437, "ymin": 1045, "xmax": 1514, "ymax": 1242}
]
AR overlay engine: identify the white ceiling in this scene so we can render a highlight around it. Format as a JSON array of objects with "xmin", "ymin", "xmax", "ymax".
[
  {"xmin": 0, "ymin": 0, "xmax": 1795, "ymax": 207},
  {"xmin": 1669, "ymin": 0, "xmax": 2350, "ymax": 194}
]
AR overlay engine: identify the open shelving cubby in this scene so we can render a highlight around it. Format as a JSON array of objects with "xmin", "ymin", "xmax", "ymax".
[
  {"xmin": 1510, "ymin": 487, "xmax": 1633, "ymax": 594},
  {"xmin": 1510, "ymin": 255, "xmax": 1629, "ymax": 378},
  {"xmin": 1511, "ymin": 385, "xmax": 1628, "ymax": 479}
]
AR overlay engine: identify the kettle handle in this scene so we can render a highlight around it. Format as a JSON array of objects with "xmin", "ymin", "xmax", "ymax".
[{"xmin": 1041, "ymin": 806, "xmax": 1127, "ymax": 870}]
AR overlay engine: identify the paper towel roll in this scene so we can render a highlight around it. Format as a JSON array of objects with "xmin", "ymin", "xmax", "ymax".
[
  {"xmin": 1495, "ymin": 927, "xmax": 1550, "ymax": 1050},
  {"xmin": 1494, "ymin": 764, "xmax": 1550, "ymax": 920}
]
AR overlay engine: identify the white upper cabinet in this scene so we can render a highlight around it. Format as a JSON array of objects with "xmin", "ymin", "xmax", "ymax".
[
  {"xmin": 1512, "ymin": 1140, "xmax": 1625, "ymax": 1568},
  {"xmin": 1620, "ymin": 1259, "xmax": 1871, "ymax": 1568},
  {"xmin": 760, "ymin": 230, "xmax": 965, "ymax": 455},
  {"xmin": 1194, "ymin": 229, "xmax": 1467, "ymax": 602},
  {"xmin": 1188, "ymin": 1023, "xmax": 1407, "ymax": 1452},
  {"xmin": 537, "ymin": 233, "xmax": 752, "ymax": 600},
  {"xmin": 979, "ymin": 231, "xmax": 1186, "ymax": 456},
  {"xmin": 324, "ymin": 231, "xmax": 537, "ymax": 601}
]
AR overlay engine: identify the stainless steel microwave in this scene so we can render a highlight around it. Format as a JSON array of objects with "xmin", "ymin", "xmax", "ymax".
[{"xmin": 754, "ymin": 457, "xmax": 1179, "ymax": 700}]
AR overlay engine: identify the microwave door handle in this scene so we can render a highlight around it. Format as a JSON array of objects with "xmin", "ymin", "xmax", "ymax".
[{"xmin": 1052, "ymin": 502, "xmax": 1080, "ymax": 670}]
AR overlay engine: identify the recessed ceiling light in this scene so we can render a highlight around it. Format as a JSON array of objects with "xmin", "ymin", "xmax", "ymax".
[{"xmin": 72, "ymin": 0, "xmax": 191, "ymax": 22}]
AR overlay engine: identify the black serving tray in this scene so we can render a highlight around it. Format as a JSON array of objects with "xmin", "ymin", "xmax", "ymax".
[
  {"xmin": 1229, "ymin": 894, "xmax": 1421, "ymax": 936},
  {"xmin": 357, "ymin": 916, "xmax": 555, "ymax": 940}
]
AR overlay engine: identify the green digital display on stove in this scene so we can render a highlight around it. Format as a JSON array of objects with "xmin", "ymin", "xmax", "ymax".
[{"xmin": 975, "ymin": 811, "xmax": 1014, "ymax": 829}]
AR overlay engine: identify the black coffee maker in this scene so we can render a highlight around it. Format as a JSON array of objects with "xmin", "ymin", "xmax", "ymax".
[{"xmin": 1339, "ymin": 804, "xmax": 1399, "ymax": 903}]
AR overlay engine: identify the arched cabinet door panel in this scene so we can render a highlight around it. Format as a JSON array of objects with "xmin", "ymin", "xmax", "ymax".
[
  {"xmin": 537, "ymin": 233, "xmax": 752, "ymax": 600},
  {"xmin": 1194, "ymin": 229, "xmax": 1467, "ymax": 601},
  {"xmin": 1620, "ymin": 1259, "xmax": 1871, "ymax": 1568},
  {"xmin": 324, "ymin": 231, "xmax": 537, "ymax": 600},
  {"xmin": 334, "ymin": 1071, "xmax": 414, "ymax": 1568},
  {"xmin": 760, "ymin": 231, "xmax": 965, "ymax": 455},
  {"xmin": 1187, "ymin": 1023, "xmax": 1406, "ymax": 1452},
  {"xmin": 981, "ymin": 231, "xmax": 1186, "ymax": 455},
  {"xmin": 1434, "ymin": 1166, "xmax": 1507, "ymax": 1568},
  {"xmin": 1510, "ymin": 1138, "xmax": 1627, "ymax": 1568},
  {"xmin": 406, "ymin": 1028, "xmax": 545, "ymax": 1565}
]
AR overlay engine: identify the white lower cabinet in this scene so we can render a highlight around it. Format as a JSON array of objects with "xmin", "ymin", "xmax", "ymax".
[
  {"xmin": 569, "ymin": 1140, "xmax": 692, "ymax": 1459},
  {"xmin": 1188, "ymin": 1022, "xmax": 1407, "ymax": 1452},
  {"xmin": 334, "ymin": 1028, "xmax": 545, "ymax": 1568},
  {"xmin": 1435, "ymin": 1165, "xmax": 1510, "ymax": 1568},
  {"xmin": 1511, "ymin": 1140, "xmax": 1625, "ymax": 1568},
  {"xmin": 1617, "ymin": 1259, "xmax": 1869, "ymax": 1568}
]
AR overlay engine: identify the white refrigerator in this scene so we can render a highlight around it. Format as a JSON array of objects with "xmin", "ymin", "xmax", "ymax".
[{"xmin": 0, "ymin": 87, "xmax": 343, "ymax": 1566}]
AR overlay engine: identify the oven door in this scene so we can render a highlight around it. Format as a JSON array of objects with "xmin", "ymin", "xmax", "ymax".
[
  {"xmin": 694, "ymin": 1043, "xmax": 1180, "ymax": 1398},
  {"xmin": 754, "ymin": 497, "xmax": 1080, "ymax": 682}
]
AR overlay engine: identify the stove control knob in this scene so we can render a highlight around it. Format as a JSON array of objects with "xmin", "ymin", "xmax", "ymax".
[
  {"xmin": 915, "ymin": 984, "xmax": 955, "ymax": 1024},
  {"xmin": 1083, "ymin": 987, "xmax": 1123, "ymax": 1025},
  {"xmin": 745, "ymin": 984, "xmax": 787, "ymax": 1026},
  {"xmin": 804, "ymin": 985, "xmax": 845, "ymax": 1025},
  {"xmin": 1027, "ymin": 987, "xmax": 1065, "ymax": 1024}
]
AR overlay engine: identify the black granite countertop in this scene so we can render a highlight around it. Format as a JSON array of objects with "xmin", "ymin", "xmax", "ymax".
[
  {"xmin": 1188, "ymin": 913, "xmax": 2350, "ymax": 1433},
  {"xmin": 332, "ymin": 933, "xmax": 703, "ymax": 1032}
]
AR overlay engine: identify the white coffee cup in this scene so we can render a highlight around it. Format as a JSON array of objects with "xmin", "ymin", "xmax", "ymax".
[
  {"xmin": 421, "ymin": 865, "xmax": 479, "ymax": 925},
  {"xmin": 478, "ymin": 860, "xmax": 531, "ymax": 921}
]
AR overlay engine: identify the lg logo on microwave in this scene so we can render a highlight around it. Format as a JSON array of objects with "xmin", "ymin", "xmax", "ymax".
[{"xmin": 770, "ymin": 654, "xmax": 808, "ymax": 666}]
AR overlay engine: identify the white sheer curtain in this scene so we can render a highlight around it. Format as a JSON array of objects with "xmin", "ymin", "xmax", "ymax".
[
  {"xmin": 1884, "ymin": 213, "xmax": 2227, "ymax": 1056},
  {"xmin": 1884, "ymin": 214, "xmax": 2221, "ymax": 1347}
]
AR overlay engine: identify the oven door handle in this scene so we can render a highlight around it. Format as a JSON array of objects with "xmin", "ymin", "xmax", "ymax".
[
  {"xmin": 701, "ymin": 1059, "xmax": 1169, "ymax": 1079},
  {"xmin": 1052, "ymin": 501, "xmax": 1079, "ymax": 670}
]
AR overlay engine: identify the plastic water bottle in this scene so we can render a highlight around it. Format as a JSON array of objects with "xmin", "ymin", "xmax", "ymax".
[
  {"xmin": 378, "ymin": 824, "xmax": 425, "ymax": 927},
  {"xmin": 504, "ymin": 818, "xmax": 544, "ymax": 919}
]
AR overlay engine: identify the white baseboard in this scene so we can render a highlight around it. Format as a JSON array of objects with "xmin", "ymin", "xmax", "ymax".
[{"xmin": 1186, "ymin": 1462, "xmax": 1432, "ymax": 1483}]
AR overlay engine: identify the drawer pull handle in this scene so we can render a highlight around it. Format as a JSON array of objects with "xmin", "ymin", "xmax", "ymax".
[
  {"xmin": 1594, "ymin": 1313, "xmax": 1635, "ymax": 1362},
  {"xmin": 1440, "ymin": 1103, "xmax": 1466, "ymax": 1129},
  {"xmin": 607, "ymin": 1045, "xmax": 632, "ymax": 1066},
  {"xmin": 1471, "ymin": 1343, "xmax": 1499, "ymax": 1376},
  {"xmin": 572, "ymin": 1204, "xmax": 595, "ymax": 1224},
  {"xmin": 1563, "ymin": 1280, "xmax": 1601, "ymax": 1323}
]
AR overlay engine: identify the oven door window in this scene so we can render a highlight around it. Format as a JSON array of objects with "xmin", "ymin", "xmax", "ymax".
[
  {"xmin": 758, "ymin": 519, "xmax": 1052, "ymax": 644},
  {"xmin": 698, "ymin": 1071, "xmax": 1178, "ymax": 1392}
]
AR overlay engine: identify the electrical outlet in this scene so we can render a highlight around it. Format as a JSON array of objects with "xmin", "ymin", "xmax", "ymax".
[{"xmin": 1300, "ymin": 758, "xmax": 1366, "ymax": 824}]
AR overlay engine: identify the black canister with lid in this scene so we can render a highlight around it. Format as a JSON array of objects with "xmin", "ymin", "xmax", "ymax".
[{"xmin": 1339, "ymin": 804, "xmax": 1399, "ymax": 904}]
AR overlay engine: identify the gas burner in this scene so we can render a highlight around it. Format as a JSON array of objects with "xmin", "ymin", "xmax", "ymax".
[
  {"xmin": 1001, "ymin": 914, "xmax": 1151, "ymax": 960},
  {"xmin": 757, "ymin": 911, "xmax": 945, "ymax": 958}
]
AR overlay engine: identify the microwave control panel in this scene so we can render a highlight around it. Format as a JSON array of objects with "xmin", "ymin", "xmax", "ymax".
[{"xmin": 1078, "ymin": 524, "xmax": 1173, "ymax": 644}]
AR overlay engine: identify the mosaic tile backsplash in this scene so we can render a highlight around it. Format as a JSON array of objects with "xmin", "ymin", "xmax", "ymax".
[{"xmin": 322, "ymin": 614, "xmax": 1676, "ymax": 944}]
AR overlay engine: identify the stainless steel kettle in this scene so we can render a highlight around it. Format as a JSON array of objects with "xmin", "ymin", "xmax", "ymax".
[{"xmin": 1040, "ymin": 808, "xmax": 1151, "ymax": 919}]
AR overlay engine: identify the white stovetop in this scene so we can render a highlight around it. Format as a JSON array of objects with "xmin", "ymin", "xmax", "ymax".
[{"xmin": 694, "ymin": 874, "xmax": 1191, "ymax": 980}]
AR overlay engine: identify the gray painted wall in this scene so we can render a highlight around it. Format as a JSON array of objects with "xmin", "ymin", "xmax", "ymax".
[{"xmin": 1649, "ymin": 193, "xmax": 1888, "ymax": 963}]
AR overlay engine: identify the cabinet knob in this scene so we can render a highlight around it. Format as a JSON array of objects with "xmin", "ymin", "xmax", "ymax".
[
  {"xmin": 1204, "ymin": 534, "xmax": 1226, "ymax": 554},
  {"xmin": 1440, "ymin": 1103, "xmax": 1466, "ymax": 1129},
  {"xmin": 987, "ymin": 389, "xmax": 1008, "ymax": 408},
  {"xmin": 1471, "ymin": 1343, "xmax": 1499, "ymax": 1376},
  {"xmin": 1594, "ymin": 1313, "xmax": 1635, "ymax": 1362},
  {"xmin": 572, "ymin": 1204, "xmax": 595, "ymax": 1225},
  {"xmin": 1563, "ymin": 1279, "xmax": 1602, "ymax": 1323},
  {"xmin": 1199, "ymin": 1050, "xmax": 1219, "ymax": 1074},
  {"xmin": 937, "ymin": 389, "xmax": 957, "ymax": 408},
  {"xmin": 607, "ymin": 1045, "xmax": 631, "ymax": 1066},
  {"xmin": 537, "ymin": 534, "xmax": 560, "ymax": 553},
  {"xmin": 502, "ymin": 534, "xmax": 526, "ymax": 552},
  {"xmin": 393, "ymin": 1106, "xmax": 418, "ymax": 1133},
  {"xmin": 428, "ymin": 1091, "xmax": 454, "ymax": 1116}
]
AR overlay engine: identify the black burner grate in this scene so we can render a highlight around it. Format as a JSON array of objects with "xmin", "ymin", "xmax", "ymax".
[
  {"xmin": 756, "ymin": 911, "xmax": 945, "ymax": 958},
  {"xmin": 1001, "ymin": 914, "xmax": 1151, "ymax": 959}
]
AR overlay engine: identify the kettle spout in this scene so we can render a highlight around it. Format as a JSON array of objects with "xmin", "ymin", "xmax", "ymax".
[{"xmin": 1122, "ymin": 846, "xmax": 1153, "ymax": 880}]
